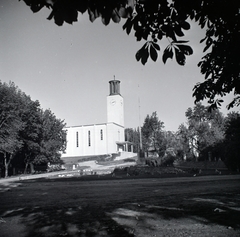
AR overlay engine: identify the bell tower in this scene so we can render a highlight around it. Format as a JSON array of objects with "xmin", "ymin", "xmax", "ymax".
[{"xmin": 107, "ymin": 78, "xmax": 124, "ymax": 127}]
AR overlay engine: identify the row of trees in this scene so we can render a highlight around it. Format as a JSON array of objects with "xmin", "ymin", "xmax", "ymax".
[
  {"xmin": 125, "ymin": 104, "xmax": 240, "ymax": 171},
  {"xmin": 0, "ymin": 81, "xmax": 67, "ymax": 178}
]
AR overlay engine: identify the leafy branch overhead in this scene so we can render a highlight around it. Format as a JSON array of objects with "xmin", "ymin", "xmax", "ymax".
[{"xmin": 21, "ymin": 0, "xmax": 240, "ymax": 109}]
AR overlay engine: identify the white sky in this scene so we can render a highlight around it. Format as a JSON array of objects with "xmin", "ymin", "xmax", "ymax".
[{"xmin": 0, "ymin": 0, "xmax": 238, "ymax": 131}]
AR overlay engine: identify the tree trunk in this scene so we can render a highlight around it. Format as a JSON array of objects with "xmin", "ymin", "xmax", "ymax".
[
  {"xmin": 3, "ymin": 152, "xmax": 7, "ymax": 178},
  {"xmin": 24, "ymin": 162, "xmax": 29, "ymax": 174},
  {"xmin": 4, "ymin": 152, "xmax": 12, "ymax": 178},
  {"xmin": 30, "ymin": 162, "xmax": 35, "ymax": 174},
  {"xmin": 5, "ymin": 163, "xmax": 8, "ymax": 178}
]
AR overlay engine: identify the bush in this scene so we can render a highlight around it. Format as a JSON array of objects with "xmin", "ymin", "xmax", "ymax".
[
  {"xmin": 145, "ymin": 158, "xmax": 161, "ymax": 167},
  {"xmin": 47, "ymin": 163, "xmax": 65, "ymax": 172},
  {"xmin": 161, "ymin": 155, "xmax": 176, "ymax": 167},
  {"xmin": 123, "ymin": 158, "xmax": 136, "ymax": 162}
]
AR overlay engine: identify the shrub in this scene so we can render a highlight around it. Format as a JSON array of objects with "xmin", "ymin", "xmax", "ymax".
[{"xmin": 161, "ymin": 155, "xmax": 176, "ymax": 167}]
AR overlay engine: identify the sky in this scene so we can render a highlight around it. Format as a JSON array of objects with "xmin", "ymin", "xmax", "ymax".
[{"xmin": 0, "ymin": 1, "xmax": 238, "ymax": 132}]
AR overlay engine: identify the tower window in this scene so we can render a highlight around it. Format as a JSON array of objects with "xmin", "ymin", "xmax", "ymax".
[
  {"xmin": 88, "ymin": 131, "xmax": 91, "ymax": 146},
  {"xmin": 100, "ymin": 129, "xmax": 103, "ymax": 140},
  {"xmin": 76, "ymin": 132, "xmax": 79, "ymax": 147}
]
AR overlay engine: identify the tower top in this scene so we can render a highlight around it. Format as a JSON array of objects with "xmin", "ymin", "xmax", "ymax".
[{"xmin": 109, "ymin": 78, "xmax": 121, "ymax": 96}]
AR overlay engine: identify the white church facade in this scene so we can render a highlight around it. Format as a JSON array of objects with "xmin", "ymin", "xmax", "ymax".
[{"xmin": 62, "ymin": 79, "xmax": 133, "ymax": 158}]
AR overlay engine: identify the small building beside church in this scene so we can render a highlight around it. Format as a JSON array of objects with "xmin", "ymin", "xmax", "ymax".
[{"xmin": 62, "ymin": 79, "xmax": 133, "ymax": 158}]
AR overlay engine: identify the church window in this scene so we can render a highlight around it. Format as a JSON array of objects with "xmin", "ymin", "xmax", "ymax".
[
  {"xmin": 100, "ymin": 129, "xmax": 103, "ymax": 140},
  {"xmin": 76, "ymin": 132, "xmax": 79, "ymax": 147},
  {"xmin": 88, "ymin": 131, "xmax": 91, "ymax": 146}
]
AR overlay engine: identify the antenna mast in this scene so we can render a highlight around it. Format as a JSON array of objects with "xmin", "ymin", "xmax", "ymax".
[{"xmin": 138, "ymin": 85, "xmax": 143, "ymax": 152}]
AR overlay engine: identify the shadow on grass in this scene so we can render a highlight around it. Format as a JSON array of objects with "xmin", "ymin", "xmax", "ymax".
[
  {"xmin": 1, "ymin": 204, "xmax": 138, "ymax": 237},
  {"xmin": 0, "ymin": 176, "xmax": 240, "ymax": 236}
]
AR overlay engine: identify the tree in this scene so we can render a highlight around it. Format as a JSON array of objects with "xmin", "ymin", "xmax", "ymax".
[
  {"xmin": 125, "ymin": 128, "xmax": 140, "ymax": 153},
  {"xmin": 0, "ymin": 81, "xmax": 67, "ymax": 177},
  {"xmin": 177, "ymin": 123, "xmax": 192, "ymax": 160},
  {"xmin": 163, "ymin": 130, "xmax": 183, "ymax": 156},
  {"xmin": 0, "ymin": 82, "xmax": 24, "ymax": 177},
  {"xmin": 36, "ymin": 109, "xmax": 67, "ymax": 165},
  {"xmin": 142, "ymin": 111, "xmax": 165, "ymax": 157},
  {"xmin": 17, "ymin": 96, "xmax": 67, "ymax": 173},
  {"xmin": 13, "ymin": 108, "xmax": 67, "ymax": 174},
  {"xmin": 17, "ymin": 97, "xmax": 42, "ymax": 174},
  {"xmin": 21, "ymin": 0, "xmax": 240, "ymax": 109},
  {"xmin": 182, "ymin": 103, "xmax": 225, "ymax": 161},
  {"xmin": 223, "ymin": 112, "xmax": 240, "ymax": 171}
]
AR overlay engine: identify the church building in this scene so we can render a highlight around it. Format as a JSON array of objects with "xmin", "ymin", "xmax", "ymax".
[{"xmin": 62, "ymin": 79, "xmax": 133, "ymax": 158}]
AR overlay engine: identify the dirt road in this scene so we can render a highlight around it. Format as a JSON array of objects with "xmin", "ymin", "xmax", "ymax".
[{"xmin": 0, "ymin": 175, "xmax": 240, "ymax": 236}]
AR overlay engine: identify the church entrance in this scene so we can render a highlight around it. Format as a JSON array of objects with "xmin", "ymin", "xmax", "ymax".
[{"xmin": 116, "ymin": 142, "xmax": 134, "ymax": 152}]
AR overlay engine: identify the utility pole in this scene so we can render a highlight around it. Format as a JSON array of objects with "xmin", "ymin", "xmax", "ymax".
[
  {"xmin": 138, "ymin": 97, "xmax": 143, "ymax": 151},
  {"xmin": 138, "ymin": 85, "xmax": 143, "ymax": 157}
]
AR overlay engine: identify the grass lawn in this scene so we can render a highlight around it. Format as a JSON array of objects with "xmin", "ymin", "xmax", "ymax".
[{"xmin": 0, "ymin": 175, "xmax": 240, "ymax": 237}]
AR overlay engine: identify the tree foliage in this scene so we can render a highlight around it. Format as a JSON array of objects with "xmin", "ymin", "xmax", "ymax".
[
  {"xmin": 175, "ymin": 104, "xmax": 240, "ymax": 171},
  {"xmin": 131, "ymin": 106, "xmax": 239, "ymax": 170},
  {"xmin": 37, "ymin": 109, "xmax": 67, "ymax": 164},
  {"xmin": 0, "ymin": 82, "xmax": 25, "ymax": 177},
  {"xmin": 179, "ymin": 103, "xmax": 225, "ymax": 161},
  {"xmin": 125, "ymin": 127, "xmax": 140, "ymax": 153},
  {"xmin": 177, "ymin": 123, "xmax": 191, "ymax": 159},
  {"xmin": 0, "ymin": 81, "xmax": 66, "ymax": 177},
  {"xmin": 142, "ymin": 111, "xmax": 166, "ymax": 157},
  {"xmin": 21, "ymin": 0, "xmax": 240, "ymax": 109},
  {"xmin": 223, "ymin": 112, "xmax": 240, "ymax": 171},
  {"xmin": 141, "ymin": 113, "xmax": 183, "ymax": 165}
]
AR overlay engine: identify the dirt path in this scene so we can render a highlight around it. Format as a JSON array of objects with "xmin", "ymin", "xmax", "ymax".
[{"xmin": 0, "ymin": 175, "xmax": 240, "ymax": 236}]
